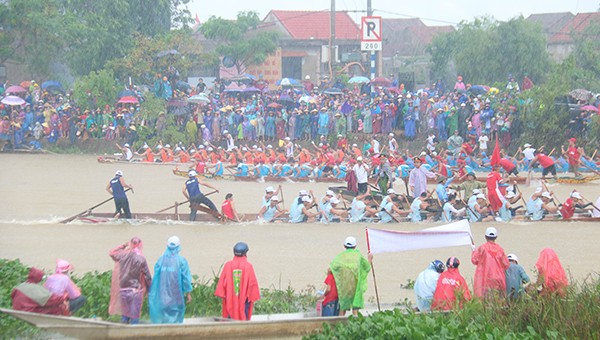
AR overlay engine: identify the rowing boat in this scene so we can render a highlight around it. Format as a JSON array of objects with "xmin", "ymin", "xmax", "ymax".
[
  {"xmin": 75, "ymin": 212, "xmax": 261, "ymax": 223},
  {"xmin": 0, "ymin": 308, "xmax": 346, "ymax": 340},
  {"xmin": 98, "ymin": 156, "xmax": 187, "ymax": 166},
  {"xmin": 554, "ymin": 174, "xmax": 600, "ymax": 184}
]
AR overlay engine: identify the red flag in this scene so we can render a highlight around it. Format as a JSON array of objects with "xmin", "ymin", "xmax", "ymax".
[{"xmin": 490, "ymin": 137, "xmax": 500, "ymax": 166}]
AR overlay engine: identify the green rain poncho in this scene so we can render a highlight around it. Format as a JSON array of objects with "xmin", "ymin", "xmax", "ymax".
[{"xmin": 330, "ymin": 248, "xmax": 371, "ymax": 310}]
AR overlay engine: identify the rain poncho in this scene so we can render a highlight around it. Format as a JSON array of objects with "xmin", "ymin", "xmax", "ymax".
[
  {"xmin": 414, "ymin": 263, "xmax": 441, "ymax": 312},
  {"xmin": 149, "ymin": 245, "xmax": 192, "ymax": 324},
  {"xmin": 431, "ymin": 268, "xmax": 471, "ymax": 310},
  {"xmin": 471, "ymin": 241, "xmax": 510, "ymax": 297},
  {"xmin": 505, "ymin": 263, "xmax": 530, "ymax": 299},
  {"xmin": 330, "ymin": 248, "xmax": 370, "ymax": 310},
  {"xmin": 11, "ymin": 267, "xmax": 69, "ymax": 315},
  {"xmin": 214, "ymin": 256, "xmax": 260, "ymax": 320},
  {"xmin": 109, "ymin": 239, "xmax": 152, "ymax": 319},
  {"xmin": 535, "ymin": 248, "xmax": 568, "ymax": 297}
]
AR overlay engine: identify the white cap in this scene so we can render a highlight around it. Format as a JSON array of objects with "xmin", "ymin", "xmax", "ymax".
[
  {"xmin": 175, "ymin": 147, "xmax": 181, "ymax": 151},
  {"xmin": 201, "ymin": 124, "xmax": 206, "ymax": 128},
  {"xmin": 326, "ymin": 190, "xmax": 335, "ymax": 197},
  {"xmin": 265, "ymin": 186, "xmax": 275, "ymax": 193},
  {"xmin": 271, "ymin": 195, "xmax": 279, "ymax": 201},
  {"xmin": 199, "ymin": 145, "xmax": 205, "ymax": 149},
  {"xmin": 524, "ymin": 143, "xmax": 531, "ymax": 148},
  {"xmin": 507, "ymin": 253, "xmax": 518, "ymax": 262},
  {"xmin": 330, "ymin": 197, "xmax": 340, "ymax": 205},
  {"xmin": 476, "ymin": 193, "xmax": 486, "ymax": 200},
  {"xmin": 190, "ymin": 149, "xmax": 195, "ymax": 153},
  {"xmin": 571, "ymin": 192, "xmax": 582, "ymax": 199},
  {"xmin": 143, "ymin": 144, "xmax": 149, "ymax": 149},
  {"xmin": 352, "ymin": 143, "xmax": 357, "ymax": 147},
  {"xmin": 337, "ymin": 134, "xmax": 343, "ymax": 138},
  {"xmin": 344, "ymin": 236, "xmax": 357, "ymax": 248},
  {"xmin": 505, "ymin": 191, "xmax": 516, "ymax": 199},
  {"xmin": 299, "ymin": 190, "xmax": 308, "ymax": 196},
  {"xmin": 115, "ymin": 170, "xmax": 123, "ymax": 176},
  {"xmin": 301, "ymin": 196, "xmax": 312, "ymax": 202},
  {"xmin": 485, "ymin": 227, "xmax": 497, "ymax": 238},
  {"xmin": 535, "ymin": 187, "xmax": 543, "ymax": 193},
  {"xmin": 207, "ymin": 147, "xmax": 213, "ymax": 151},
  {"xmin": 257, "ymin": 148, "xmax": 262, "ymax": 152},
  {"xmin": 542, "ymin": 192, "xmax": 552, "ymax": 199},
  {"xmin": 167, "ymin": 236, "xmax": 180, "ymax": 248},
  {"xmin": 285, "ymin": 137, "xmax": 291, "ymax": 140},
  {"xmin": 242, "ymin": 147, "xmax": 247, "ymax": 151},
  {"xmin": 223, "ymin": 130, "xmax": 229, "ymax": 134},
  {"xmin": 387, "ymin": 188, "xmax": 396, "ymax": 194},
  {"xmin": 357, "ymin": 156, "xmax": 363, "ymax": 161},
  {"xmin": 267, "ymin": 145, "xmax": 273, "ymax": 149},
  {"xmin": 165, "ymin": 144, "xmax": 171, "ymax": 148},
  {"xmin": 252, "ymin": 145, "xmax": 257, "ymax": 149},
  {"xmin": 389, "ymin": 133, "xmax": 394, "ymax": 137},
  {"xmin": 157, "ymin": 145, "xmax": 163, "ymax": 149},
  {"xmin": 419, "ymin": 151, "xmax": 427, "ymax": 157},
  {"xmin": 124, "ymin": 143, "xmax": 130, "ymax": 148},
  {"xmin": 188, "ymin": 170, "xmax": 197, "ymax": 177},
  {"xmin": 473, "ymin": 189, "xmax": 481, "ymax": 195}
]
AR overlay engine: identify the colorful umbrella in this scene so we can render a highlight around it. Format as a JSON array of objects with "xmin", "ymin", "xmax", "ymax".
[
  {"xmin": 580, "ymin": 105, "xmax": 598, "ymax": 112},
  {"xmin": 117, "ymin": 96, "xmax": 139, "ymax": 104},
  {"xmin": 276, "ymin": 78, "xmax": 299, "ymax": 86},
  {"xmin": 117, "ymin": 90, "xmax": 136, "ymax": 99},
  {"xmin": 267, "ymin": 102, "xmax": 282, "ymax": 109},
  {"xmin": 6, "ymin": 85, "xmax": 27, "ymax": 94},
  {"xmin": 569, "ymin": 89, "xmax": 593, "ymax": 102},
  {"xmin": 1, "ymin": 96, "xmax": 26, "ymax": 106},
  {"xmin": 348, "ymin": 76, "xmax": 370, "ymax": 84},
  {"xmin": 188, "ymin": 94, "xmax": 210, "ymax": 104},
  {"xmin": 242, "ymin": 86, "xmax": 261, "ymax": 93},
  {"xmin": 41, "ymin": 80, "xmax": 62, "ymax": 90},
  {"xmin": 369, "ymin": 77, "xmax": 392, "ymax": 87},
  {"xmin": 323, "ymin": 88, "xmax": 343, "ymax": 95}
]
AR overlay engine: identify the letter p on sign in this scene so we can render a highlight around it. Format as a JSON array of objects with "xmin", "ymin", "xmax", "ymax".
[{"xmin": 361, "ymin": 16, "xmax": 382, "ymax": 42}]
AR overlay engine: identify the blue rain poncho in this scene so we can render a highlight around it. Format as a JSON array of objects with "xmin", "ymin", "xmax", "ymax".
[
  {"xmin": 148, "ymin": 245, "xmax": 192, "ymax": 323},
  {"xmin": 414, "ymin": 263, "xmax": 441, "ymax": 312}
]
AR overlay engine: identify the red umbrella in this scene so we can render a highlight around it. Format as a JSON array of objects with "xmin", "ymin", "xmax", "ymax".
[
  {"xmin": 580, "ymin": 105, "xmax": 598, "ymax": 112},
  {"xmin": 118, "ymin": 96, "xmax": 139, "ymax": 104},
  {"xmin": 6, "ymin": 85, "xmax": 27, "ymax": 94},
  {"xmin": 267, "ymin": 102, "xmax": 282, "ymax": 109},
  {"xmin": 370, "ymin": 77, "xmax": 392, "ymax": 87}
]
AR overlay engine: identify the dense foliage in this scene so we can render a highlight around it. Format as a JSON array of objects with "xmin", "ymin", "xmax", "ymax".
[{"xmin": 308, "ymin": 278, "xmax": 600, "ymax": 340}]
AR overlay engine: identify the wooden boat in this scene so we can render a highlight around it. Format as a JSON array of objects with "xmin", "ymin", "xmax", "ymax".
[
  {"xmin": 98, "ymin": 156, "xmax": 188, "ymax": 166},
  {"xmin": 75, "ymin": 212, "xmax": 261, "ymax": 223},
  {"xmin": 0, "ymin": 308, "xmax": 346, "ymax": 340},
  {"xmin": 554, "ymin": 174, "xmax": 600, "ymax": 184}
]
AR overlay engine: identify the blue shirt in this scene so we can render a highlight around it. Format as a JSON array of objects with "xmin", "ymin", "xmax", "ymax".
[
  {"xmin": 185, "ymin": 177, "xmax": 201, "ymax": 198},
  {"xmin": 110, "ymin": 176, "xmax": 126, "ymax": 199}
]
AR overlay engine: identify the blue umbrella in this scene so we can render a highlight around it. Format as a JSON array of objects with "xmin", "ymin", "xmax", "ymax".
[
  {"xmin": 276, "ymin": 78, "xmax": 299, "ymax": 86},
  {"xmin": 348, "ymin": 76, "xmax": 370, "ymax": 84},
  {"xmin": 41, "ymin": 81, "xmax": 62, "ymax": 90},
  {"xmin": 323, "ymin": 88, "xmax": 343, "ymax": 95}
]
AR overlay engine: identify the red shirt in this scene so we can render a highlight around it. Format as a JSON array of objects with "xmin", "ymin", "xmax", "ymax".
[
  {"xmin": 322, "ymin": 272, "xmax": 338, "ymax": 305},
  {"xmin": 566, "ymin": 146, "xmax": 580, "ymax": 165},
  {"xmin": 538, "ymin": 154, "xmax": 554, "ymax": 168},
  {"xmin": 221, "ymin": 199, "xmax": 235, "ymax": 220},
  {"xmin": 559, "ymin": 198, "xmax": 575, "ymax": 219},
  {"xmin": 499, "ymin": 158, "xmax": 515, "ymax": 172}
]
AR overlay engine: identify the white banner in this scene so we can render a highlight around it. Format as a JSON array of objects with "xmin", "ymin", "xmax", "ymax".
[{"xmin": 366, "ymin": 220, "xmax": 474, "ymax": 254}]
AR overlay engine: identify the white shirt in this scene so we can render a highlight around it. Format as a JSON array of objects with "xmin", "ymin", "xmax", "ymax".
[
  {"xmin": 371, "ymin": 139, "xmax": 380, "ymax": 154},
  {"xmin": 478, "ymin": 135, "xmax": 489, "ymax": 150},
  {"xmin": 352, "ymin": 163, "xmax": 369, "ymax": 184},
  {"xmin": 523, "ymin": 147, "xmax": 535, "ymax": 161}
]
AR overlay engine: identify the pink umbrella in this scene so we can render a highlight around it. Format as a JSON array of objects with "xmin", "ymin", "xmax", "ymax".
[
  {"xmin": 370, "ymin": 77, "xmax": 392, "ymax": 87},
  {"xmin": 1, "ymin": 95, "xmax": 26, "ymax": 106},
  {"xmin": 6, "ymin": 85, "xmax": 27, "ymax": 94},
  {"xmin": 580, "ymin": 105, "xmax": 598, "ymax": 112},
  {"xmin": 117, "ymin": 96, "xmax": 139, "ymax": 104}
]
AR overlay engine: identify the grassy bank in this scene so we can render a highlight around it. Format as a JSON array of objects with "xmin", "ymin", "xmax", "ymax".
[{"xmin": 308, "ymin": 275, "xmax": 600, "ymax": 339}]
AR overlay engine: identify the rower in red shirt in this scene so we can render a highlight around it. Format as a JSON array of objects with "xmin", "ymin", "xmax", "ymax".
[
  {"xmin": 529, "ymin": 151, "xmax": 557, "ymax": 180},
  {"xmin": 498, "ymin": 157, "xmax": 518, "ymax": 176},
  {"xmin": 562, "ymin": 137, "xmax": 582, "ymax": 177},
  {"xmin": 486, "ymin": 165, "xmax": 504, "ymax": 212},
  {"xmin": 138, "ymin": 145, "xmax": 154, "ymax": 163},
  {"xmin": 558, "ymin": 191, "xmax": 594, "ymax": 219},
  {"xmin": 220, "ymin": 193, "xmax": 240, "ymax": 222}
]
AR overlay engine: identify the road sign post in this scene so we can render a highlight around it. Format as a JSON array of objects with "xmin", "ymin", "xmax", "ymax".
[{"xmin": 361, "ymin": 16, "xmax": 382, "ymax": 87}]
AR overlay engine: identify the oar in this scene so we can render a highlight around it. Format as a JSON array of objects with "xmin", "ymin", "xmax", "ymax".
[
  {"xmin": 591, "ymin": 149, "xmax": 597, "ymax": 160},
  {"xmin": 155, "ymin": 190, "xmax": 218, "ymax": 213},
  {"xmin": 60, "ymin": 188, "xmax": 131, "ymax": 224},
  {"xmin": 278, "ymin": 185, "xmax": 285, "ymax": 205}
]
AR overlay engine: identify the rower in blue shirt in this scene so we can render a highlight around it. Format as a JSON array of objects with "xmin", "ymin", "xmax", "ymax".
[
  {"xmin": 183, "ymin": 170, "xmax": 220, "ymax": 221},
  {"xmin": 106, "ymin": 170, "xmax": 134, "ymax": 218}
]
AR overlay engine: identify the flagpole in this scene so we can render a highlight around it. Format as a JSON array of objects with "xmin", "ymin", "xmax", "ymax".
[{"xmin": 365, "ymin": 228, "xmax": 381, "ymax": 312}]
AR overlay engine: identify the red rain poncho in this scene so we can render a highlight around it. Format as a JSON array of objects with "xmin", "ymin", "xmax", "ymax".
[
  {"xmin": 215, "ymin": 256, "xmax": 260, "ymax": 320},
  {"xmin": 11, "ymin": 267, "xmax": 69, "ymax": 315},
  {"xmin": 471, "ymin": 241, "xmax": 510, "ymax": 297},
  {"xmin": 108, "ymin": 239, "xmax": 152, "ymax": 319},
  {"xmin": 535, "ymin": 248, "xmax": 568, "ymax": 297},
  {"xmin": 486, "ymin": 171, "xmax": 503, "ymax": 212},
  {"xmin": 431, "ymin": 268, "xmax": 471, "ymax": 310}
]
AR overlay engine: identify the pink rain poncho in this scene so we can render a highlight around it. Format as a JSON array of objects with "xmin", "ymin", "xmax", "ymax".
[
  {"xmin": 148, "ymin": 243, "xmax": 192, "ymax": 324},
  {"xmin": 214, "ymin": 255, "xmax": 260, "ymax": 320},
  {"xmin": 471, "ymin": 241, "xmax": 510, "ymax": 297},
  {"xmin": 108, "ymin": 238, "xmax": 152, "ymax": 320},
  {"xmin": 535, "ymin": 248, "xmax": 568, "ymax": 297},
  {"xmin": 431, "ymin": 268, "xmax": 471, "ymax": 311}
]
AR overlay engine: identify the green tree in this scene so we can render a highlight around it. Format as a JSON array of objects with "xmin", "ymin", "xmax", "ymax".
[
  {"xmin": 573, "ymin": 22, "xmax": 600, "ymax": 79},
  {"xmin": 201, "ymin": 11, "xmax": 279, "ymax": 74},
  {"xmin": 105, "ymin": 29, "xmax": 203, "ymax": 84},
  {"xmin": 428, "ymin": 16, "xmax": 550, "ymax": 85},
  {"xmin": 72, "ymin": 69, "xmax": 118, "ymax": 110}
]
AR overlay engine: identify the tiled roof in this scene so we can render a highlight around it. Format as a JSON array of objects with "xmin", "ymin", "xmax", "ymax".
[
  {"xmin": 526, "ymin": 12, "xmax": 574, "ymax": 37},
  {"xmin": 265, "ymin": 10, "xmax": 359, "ymax": 40},
  {"xmin": 548, "ymin": 12, "xmax": 600, "ymax": 44}
]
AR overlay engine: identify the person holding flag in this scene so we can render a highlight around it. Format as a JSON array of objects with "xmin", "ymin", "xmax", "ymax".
[{"xmin": 487, "ymin": 138, "xmax": 505, "ymax": 212}]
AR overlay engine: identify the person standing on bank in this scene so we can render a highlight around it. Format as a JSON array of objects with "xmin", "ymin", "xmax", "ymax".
[
  {"xmin": 214, "ymin": 242, "xmax": 260, "ymax": 320},
  {"xmin": 183, "ymin": 170, "xmax": 220, "ymax": 221},
  {"xmin": 106, "ymin": 170, "xmax": 133, "ymax": 218}
]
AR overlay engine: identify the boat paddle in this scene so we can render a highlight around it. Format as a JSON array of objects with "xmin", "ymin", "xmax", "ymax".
[
  {"xmin": 60, "ymin": 188, "xmax": 131, "ymax": 224},
  {"xmin": 155, "ymin": 190, "xmax": 218, "ymax": 213}
]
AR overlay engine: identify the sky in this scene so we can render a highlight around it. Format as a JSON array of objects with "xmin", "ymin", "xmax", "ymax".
[{"xmin": 188, "ymin": 0, "xmax": 598, "ymax": 26}]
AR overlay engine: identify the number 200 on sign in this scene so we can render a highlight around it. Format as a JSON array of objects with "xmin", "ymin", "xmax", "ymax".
[{"xmin": 361, "ymin": 41, "xmax": 381, "ymax": 51}]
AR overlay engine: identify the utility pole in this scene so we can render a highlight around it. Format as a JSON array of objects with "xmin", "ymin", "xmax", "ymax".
[
  {"xmin": 329, "ymin": 0, "xmax": 336, "ymax": 79},
  {"xmin": 367, "ymin": 0, "xmax": 376, "ymax": 81}
]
